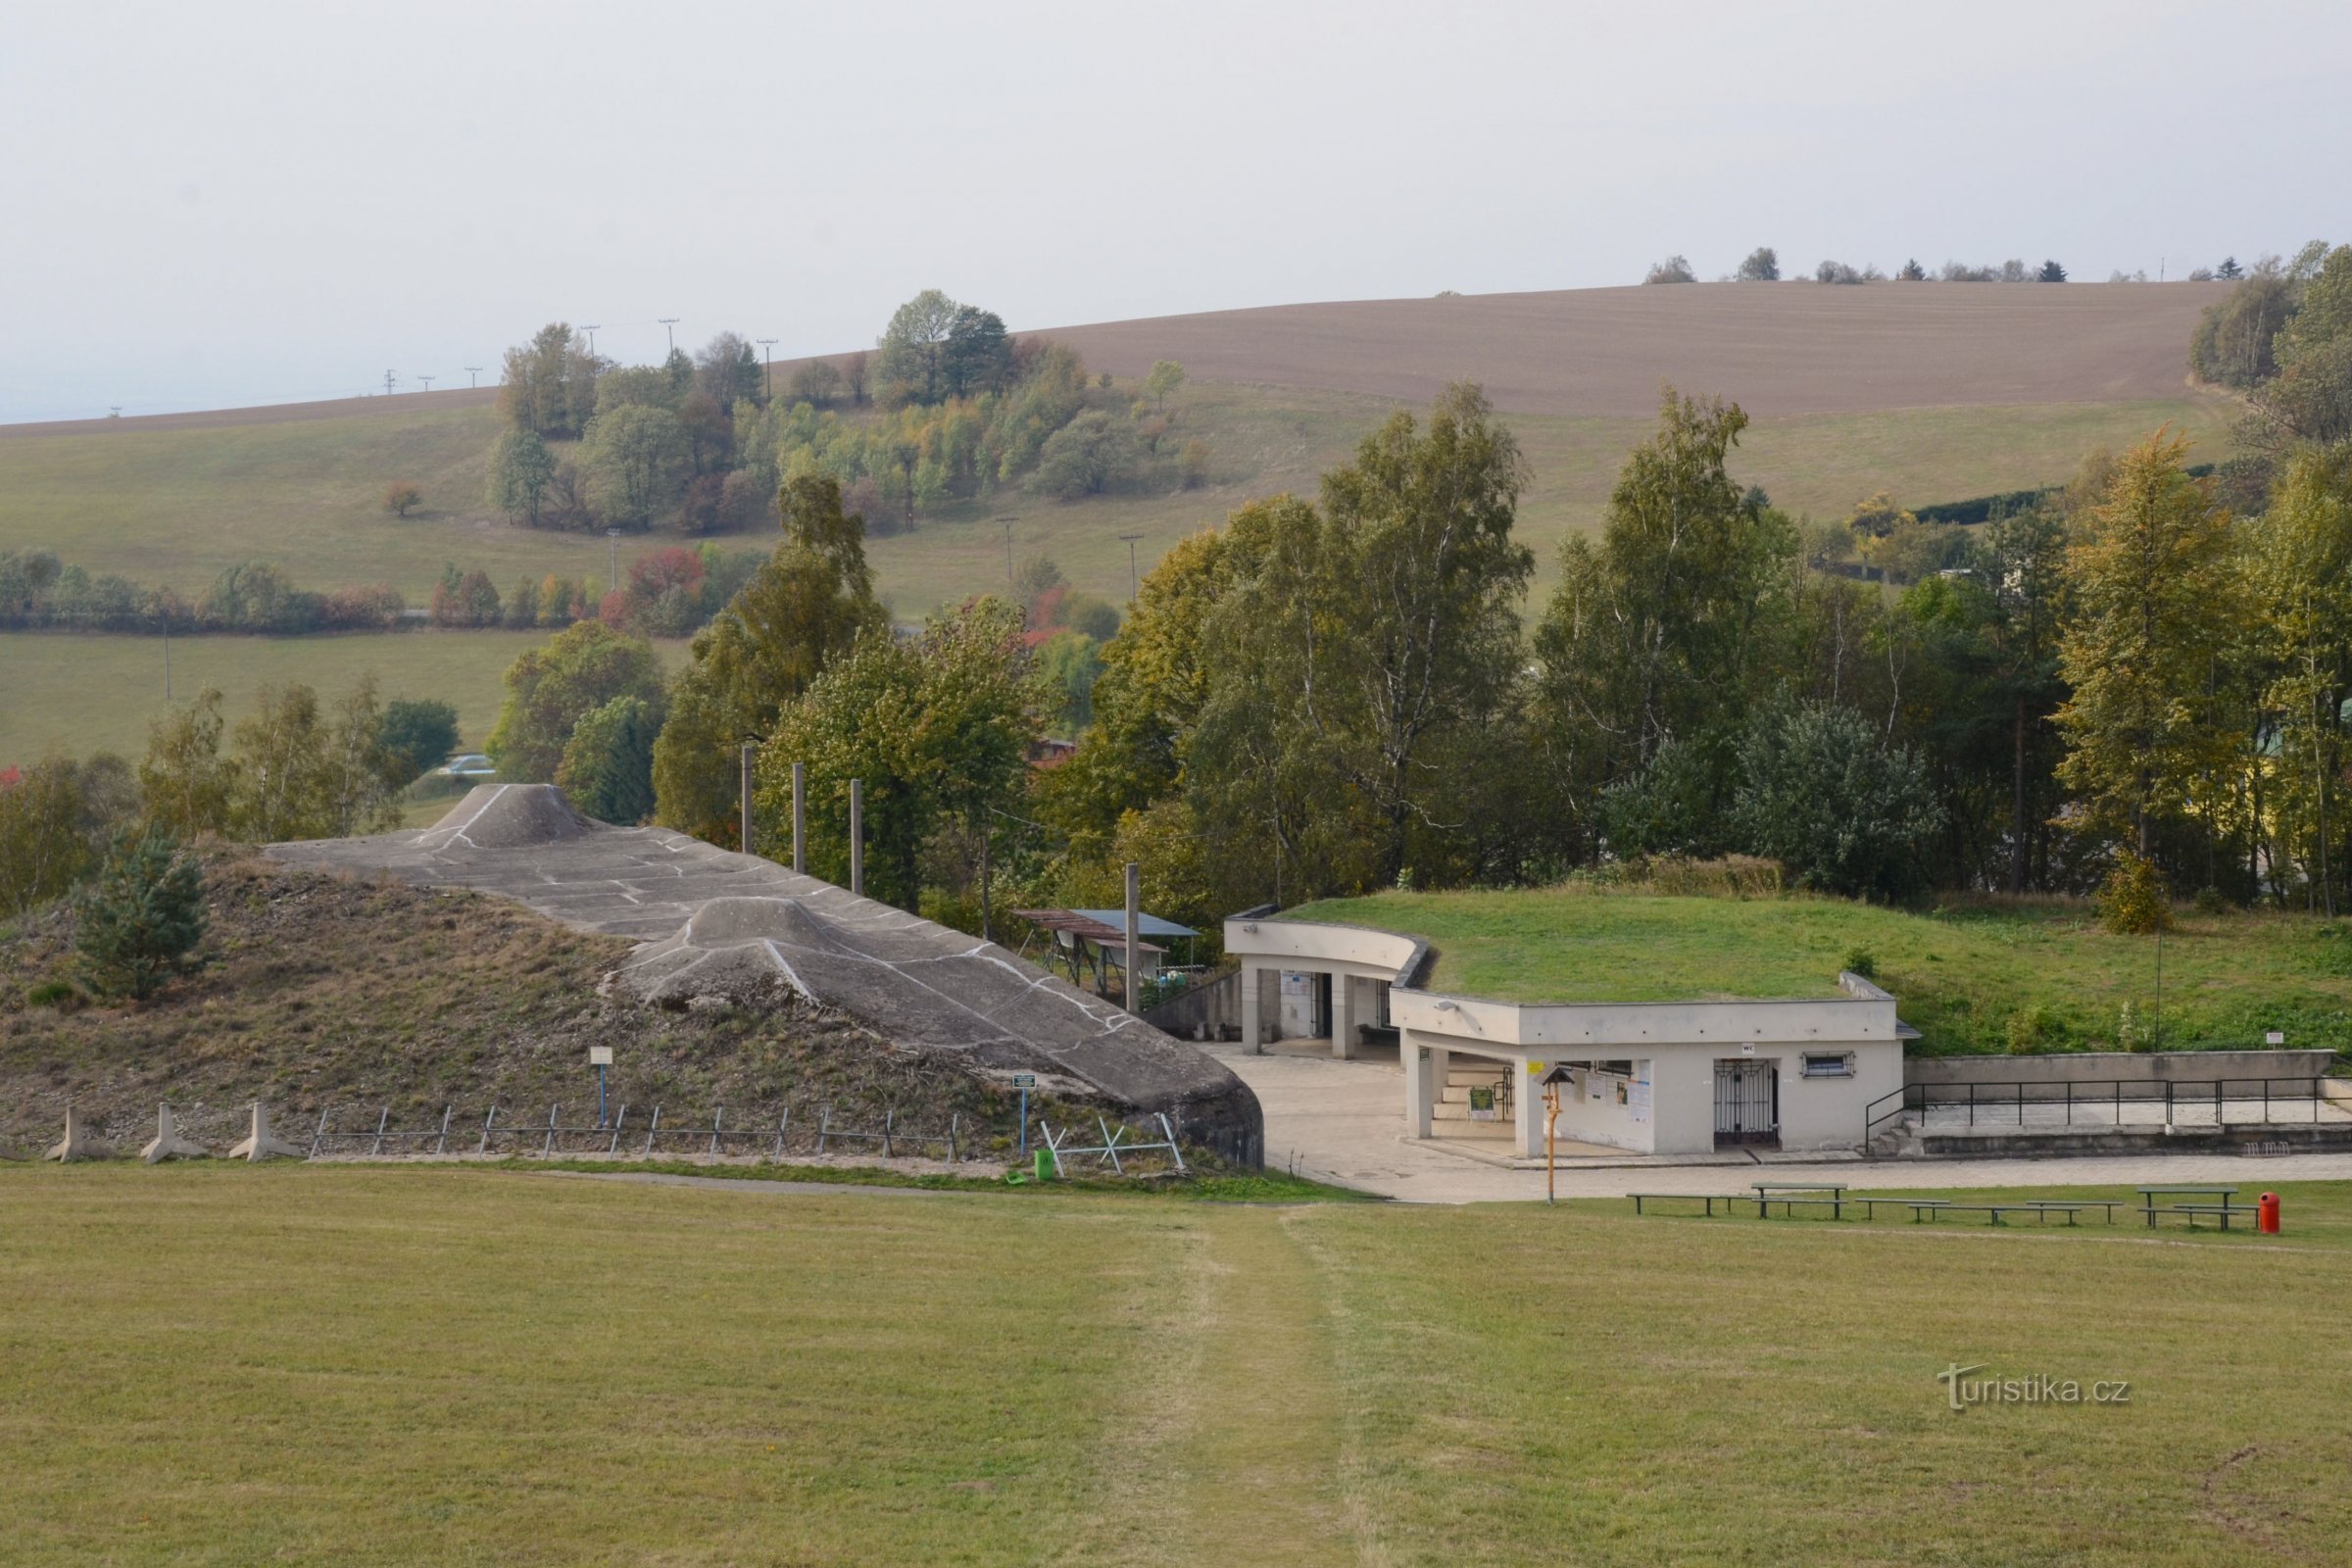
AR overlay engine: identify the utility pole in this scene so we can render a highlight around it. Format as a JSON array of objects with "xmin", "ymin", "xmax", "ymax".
[
  {"xmin": 108, "ymin": 406, "xmax": 122, "ymax": 418},
  {"xmin": 464, "ymin": 366, "xmax": 483, "ymax": 388},
  {"xmin": 739, "ymin": 743, "xmax": 755, "ymax": 855},
  {"xmin": 1124, "ymin": 861, "xmax": 1142, "ymax": 1014},
  {"xmin": 418, "ymin": 374, "xmax": 435, "ymax": 394},
  {"xmin": 980, "ymin": 809, "xmax": 992, "ymax": 944},
  {"xmin": 659, "ymin": 318, "xmax": 680, "ymax": 355},
  {"xmin": 606, "ymin": 527, "xmax": 622, "ymax": 594},
  {"xmin": 757, "ymin": 337, "xmax": 778, "ymax": 399},
  {"xmin": 383, "ymin": 369, "xmax": 396, "ymax": 397},
  {"xmin": 581, "ymin": 324, "xmax": 601, "ymax": 356},
  {"xmin": 1004, "ymin": 519, "xmax": 1015, "ymax": 582},
  {"xmin": 849, "ymin": 779, "xmax": 864, "ymax": 897},
  {"xmin": 1118, "ymin": 533, "xmax": 1145, "ymax": 603},
  {"xmin": 791, "ymin": 761, "xmax": 807, "ymax": 873}
]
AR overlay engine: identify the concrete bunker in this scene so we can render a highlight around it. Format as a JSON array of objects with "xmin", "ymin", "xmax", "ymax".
[{"xmin": 1221, "ymin": 911, "xmax": 1906, "ymax": 1159}]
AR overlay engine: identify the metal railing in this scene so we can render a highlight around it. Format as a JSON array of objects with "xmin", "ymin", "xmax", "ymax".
[{"xmin": 1867, "ymin": 1076, "xmax": 2337, "ymax": 1145}]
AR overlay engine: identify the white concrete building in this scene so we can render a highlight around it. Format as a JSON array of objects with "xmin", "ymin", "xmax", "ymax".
[{"xmin": 1223, "ymin": 913, "xmax": 1909, "ymax": 1159}]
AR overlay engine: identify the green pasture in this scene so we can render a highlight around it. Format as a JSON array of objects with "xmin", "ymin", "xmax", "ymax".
[
  {"xmin": 2, "ymin": 1164, "xmax": 2345, "ymax": 1566},
  {"xmin": 0, "ymin": 629, "xmax": 691, "ymax": 767},
  {"xmin": 1287, "ymin": 887, "xmax": 2352, "ymax": 1055},
  {"xmin": 0, "ymin": 384, "xmax": 2230, "ymax": 622}
]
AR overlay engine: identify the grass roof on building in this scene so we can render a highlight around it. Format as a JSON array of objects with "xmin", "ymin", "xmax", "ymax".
[{"xmin": 1280, "ymin": 887, "xmax": 2352, "ymax": 1056}]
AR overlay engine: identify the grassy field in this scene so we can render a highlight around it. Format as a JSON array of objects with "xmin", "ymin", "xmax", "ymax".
[
  {"xmin": 4, "ymin": 1163, "xmax": 2348, "ymax": 1566},
  {"xmin": 0, "ymin": 628, "xmax": 691, "ymax": 766},
  {"xmin": 1286, "ymin": 887, "xmax": 2352, "ymax": 1055},
  {"xmin": 0, "ymin": 384, "xmax": 2230, "ymax": 616}
]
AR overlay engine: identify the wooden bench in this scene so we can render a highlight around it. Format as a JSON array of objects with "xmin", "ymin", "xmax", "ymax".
[
  {"xmin": 1629, "ymin": 1193, "xmax": 1739, "ymax": 1217},
  {"xmin": 1924, "ymin": 1202, "xmax": 2079, "ymax": 1226}
]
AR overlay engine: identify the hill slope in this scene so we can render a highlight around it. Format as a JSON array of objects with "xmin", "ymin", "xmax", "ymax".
[
  {"xmin": 1036, "ymin": 280, "xmax": 2234, "ymax": 416},
  {"xmin": 0, "ymin": 284, "xmax": 2239, "ymax": 766}
]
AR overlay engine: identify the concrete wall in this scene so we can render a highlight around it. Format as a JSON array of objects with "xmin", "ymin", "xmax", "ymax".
[
  {"xmin": 1549, "ymin": 1061, "xmax": 1655, "ymax": 1153},
  {"xmin": 1767, "ymin": 1042, "xmax": 1905, "ymax": 1152},
  {"xmin": 1907, "ymin": 1050, "xmax": 2334, "ymax": 1087},
  {"xmin": 1142, "ymin": 969, "xmax": 1239, "ymax": 1042}
]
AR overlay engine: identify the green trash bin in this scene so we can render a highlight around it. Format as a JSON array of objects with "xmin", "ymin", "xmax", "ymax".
[{"xmin": 1035, "ymin": 1149, "xmax": 1054, "ymax": 1181}]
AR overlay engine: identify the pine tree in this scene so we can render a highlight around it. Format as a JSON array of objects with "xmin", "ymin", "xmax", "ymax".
[{"xmin": 74, "ymin": 830, "xmax": 208, "ymax": 1001}]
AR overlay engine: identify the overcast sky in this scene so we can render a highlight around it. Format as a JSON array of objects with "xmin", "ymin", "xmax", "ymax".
[{"xmin": 4, "ymin": 0, "xmax": 2346, "ymax": 421}]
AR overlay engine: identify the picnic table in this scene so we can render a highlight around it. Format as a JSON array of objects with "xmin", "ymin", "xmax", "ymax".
[{"xmin": 2138, "ymin": 1186, "xmax": 2240, "ymax": 1229}]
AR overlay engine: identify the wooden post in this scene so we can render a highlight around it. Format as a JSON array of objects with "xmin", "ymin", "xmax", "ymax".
[
  {"xmin": 1124, "ymin": 860, "xmax": 1141, "ymax": 1014},
  {"xmin": 849, "ymin": 778, "xmax": 863, "ymax": 896},
  {"xmin": 739, "ymin": 743, "xmax": 755, "ymax": 855},
  {"xmin": 791, "ymin": 760, "xmax": 807, "ymax": 873},
  {"xmin": 980, "ymin": 813, "xmax": 992, "ymax": 944}
]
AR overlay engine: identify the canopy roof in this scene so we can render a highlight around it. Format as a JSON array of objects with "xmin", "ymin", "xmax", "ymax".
[{"xmin": 1014, "ymin": 908, "xmax": 1198, "ymax": 943}]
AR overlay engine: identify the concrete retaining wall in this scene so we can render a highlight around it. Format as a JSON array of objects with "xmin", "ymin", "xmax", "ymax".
[
  {"xmin": 1907, "ymin": 1050, "xmax": 2335, "ymax": 1087},
  {"xmin": 1144, "ymin": 970, "xmax": 1240, "ymax": 1042}
]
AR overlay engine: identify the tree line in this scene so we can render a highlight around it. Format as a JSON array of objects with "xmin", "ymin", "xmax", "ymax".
[
  {"xmin": 1650, "ymin": 249, "xmax": 2079, "ymax": 286},
  {"xmin": 1, "ymin": 685, "xmax": 458, "ymax": 919},
  {"xmin": 2188, "ymin": 241, "xmax": 2352, "ymax": 509}
]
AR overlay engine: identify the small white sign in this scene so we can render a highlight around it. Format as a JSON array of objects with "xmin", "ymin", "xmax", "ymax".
[
  {"xmin": 2265, "ymin": 1031, "xmax": 2285, "ymax": 1046},
  {"xmin": 588, "ymin": 1046, "xmax": 613, "ymax": 1066},
  {"xmin": 1740, "ymin": 1043, "xmax": 1755, "ymax": 1056}
]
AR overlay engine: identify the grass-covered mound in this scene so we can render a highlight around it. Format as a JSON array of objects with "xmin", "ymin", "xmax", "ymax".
[
  {"xmin": 0, "ymin": 852, "xmax": 1011, "ymax": 1149},
  {"xmin": 1286, "ymin": 886, "xmax": 2352, "ymax": 1056}
]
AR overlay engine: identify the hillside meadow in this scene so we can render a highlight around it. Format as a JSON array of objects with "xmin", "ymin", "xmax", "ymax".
[
  {"xmin": 0, "ymin": 384, "xmax": 2230, "ymax": 622},
  {"xmin": 0, "ymin": 628, "xmax": 691, "ymax": 766},
  {"xmin": 4, "ymin": 1163, "xmax": 2348, "ymax": 1566}
]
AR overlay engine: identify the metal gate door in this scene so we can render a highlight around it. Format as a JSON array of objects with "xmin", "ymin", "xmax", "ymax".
[{"xmin": 1714, "ymin": 1060, "xmax": 1780, "ymax": 1148}]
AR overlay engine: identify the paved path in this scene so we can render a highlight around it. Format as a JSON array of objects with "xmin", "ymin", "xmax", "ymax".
[{"xmin": 1211, "ymin": 1044, "xmax": 2352, "ymax": 1204}]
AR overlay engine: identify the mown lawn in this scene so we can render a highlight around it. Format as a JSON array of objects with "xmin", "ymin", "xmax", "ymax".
[
  {"xmin": 1288, "ymin": 887, "xmax": 2352, "ymax": 1055},
  {"xmin": 2, "ymin": 1165, "xmax": 2346, "ymax": 1566}
]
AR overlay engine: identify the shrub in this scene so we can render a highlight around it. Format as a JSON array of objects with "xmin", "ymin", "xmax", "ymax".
[
  {"xmin": 2192, "ymin": 885, "xmax": 2229, "ymax": 915},
  {"xmin": 1625, "ymin": 856, "xmax": 1782, "ymax": 899},
  {"xmin": 2005, "ymin": 1004, "xmax": 2057, "ymax": 1054},
  {"xmin": 2097, "ymin": 851, "xmax": 2171, "ymax": 935},
  {"xmin": 74, "ymin": 830, "xmax": 208, "ymax": 1002},
  {"xmin": 1179, "ymin": 438, "xmax": 1213, "ymax": 490},
  {"xmin": 1841, "ymin": 947, "xmax": 1877, "ymax": 980},
  {"xmin": 1731, "ymin": 702, "xmax": 1943, "ymax": 902},
  {"xmin": 1643, "ymin": 255, "xmax": 1695, "ymax": 284},
  {"xmin": 2115, "ymin": 999, "xmax": 2150, "ymax": 1054},
  {"xmin": 25, "ymin": 978, "xmax": 81, "ymax": 1011}
]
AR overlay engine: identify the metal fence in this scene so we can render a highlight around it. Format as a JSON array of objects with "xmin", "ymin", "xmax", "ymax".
[
  {"xmin": 300, "ymin": 1102, "xmax": 970, "ymax": 1163},
  {"xmin": 1868, "ymin": 1076, "xmax": 2346, "ymax": 1143}
]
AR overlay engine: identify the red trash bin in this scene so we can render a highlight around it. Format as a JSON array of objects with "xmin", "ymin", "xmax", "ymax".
[{"xmin": 2258, "ymin": 1192, "xmax": 2280, "ymax": 1235}]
